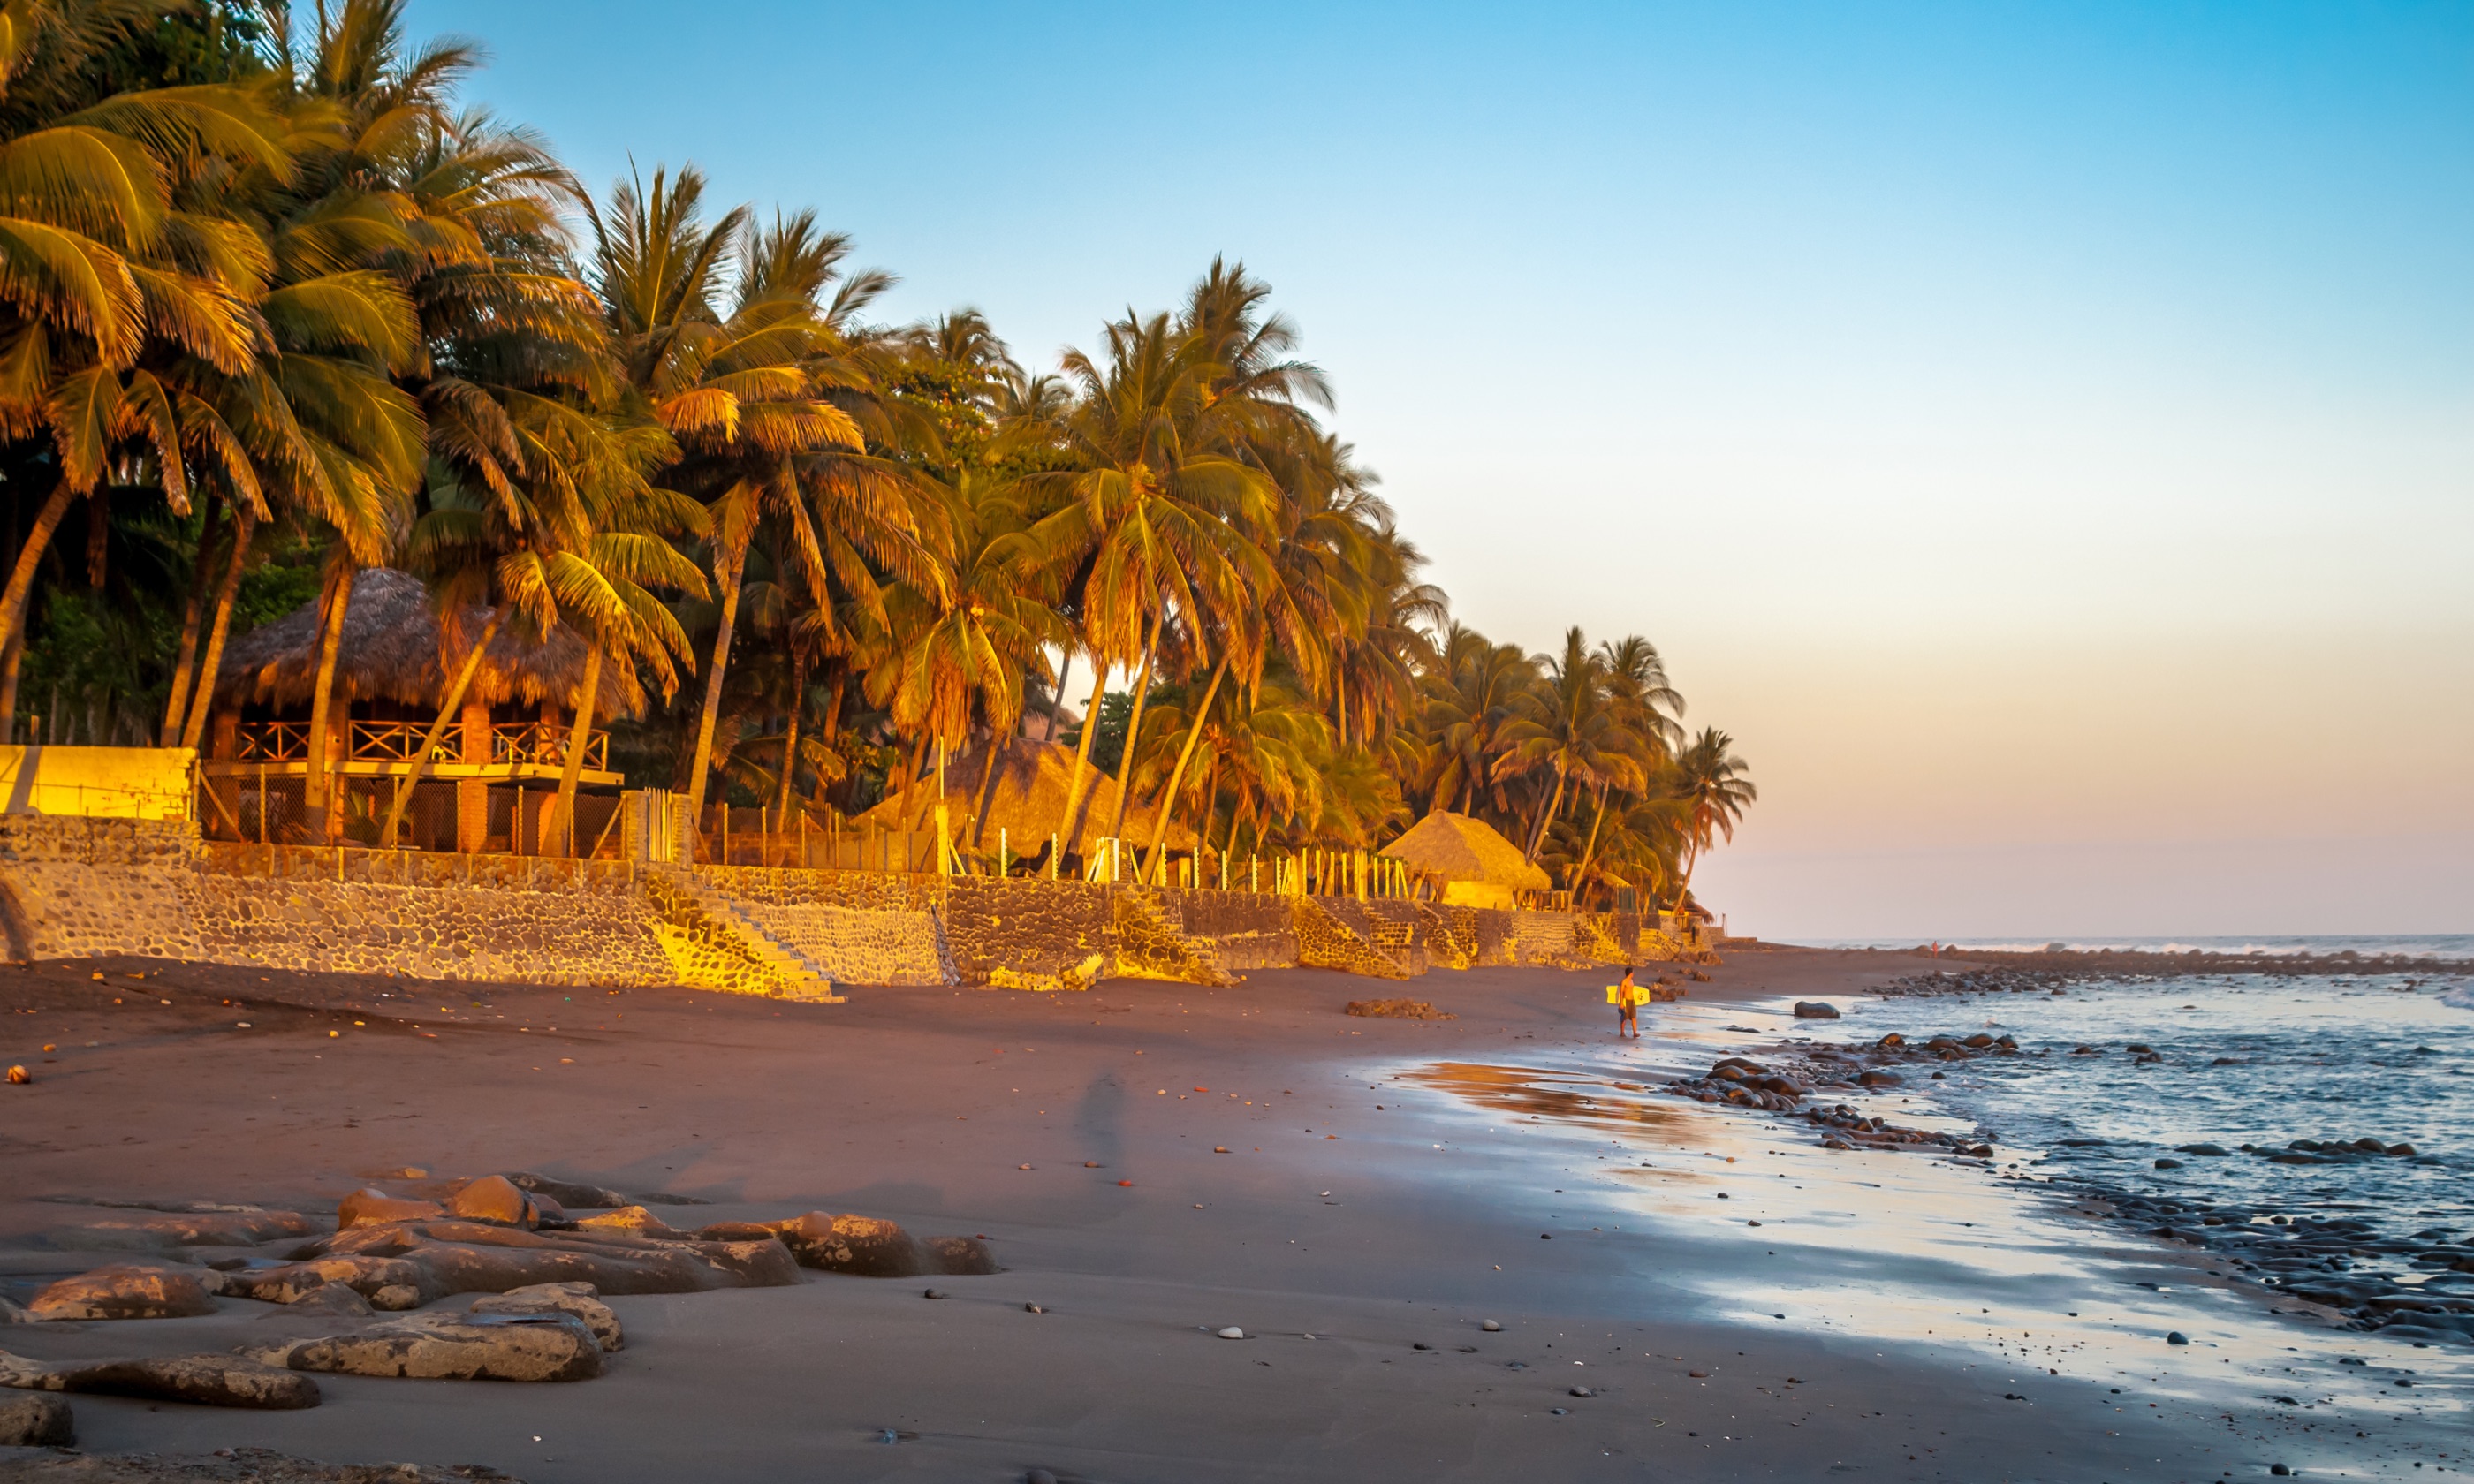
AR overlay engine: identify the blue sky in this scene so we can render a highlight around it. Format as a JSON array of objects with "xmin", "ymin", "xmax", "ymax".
[{"xmin": 409, "ymin": 1, "xmax": 2474, "ymax": 935}]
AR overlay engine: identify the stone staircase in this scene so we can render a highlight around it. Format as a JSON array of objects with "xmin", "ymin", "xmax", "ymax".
[
  {"xmin": 640, "ymin": 865, "xmax": 844, "ymax": 1002},
  {"xmin": 1294, "ymin": 897, "xmax": 1412, "ymax": 980},
  {"xmin": 1109, "ymin": 890, "xmax": 1237, "ymax": 986}
]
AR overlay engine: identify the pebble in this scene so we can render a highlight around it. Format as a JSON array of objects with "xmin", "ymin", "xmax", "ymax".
[
  {"xmin": 1568, "ymin": 1386, "xmax": 1593, "ymax": 1397},
  {"xmin": 2166, "ymin": 1331, "xmax": 2189, "ymax": 1345},
  {"xmin": 1024, "ymin": 1304, "xmax": 1043, "ymax": 1314},
  {"xmin": 923, "ymin": 1289, "xmax": 948, "ymax": 1300},
  {"xmin": 1481, "ymin": 1320, "xmax": 1501, "ymax": 1331},
  {"xmin": 1217, "ymin": 1326, "xmax": 1244, "ymax": 1339}
]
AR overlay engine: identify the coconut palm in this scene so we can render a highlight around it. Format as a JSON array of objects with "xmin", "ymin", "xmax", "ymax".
[
  {"xmin": 1493, "ymin": 627, "xmax": 1638, "ymax": 864},
  {"xmin": 1024, "ymin": 307, "xmax": 1278, "ymax": 863},
  {"xmin": 861, "ymin": 466, "xmax": 1063, "ymax": 832},
  {"xmin": 1665, "ymin": 726, "xmax": 1756, "ymax": 918},
  {"xmin": 588, "ymin": 173, "xmax": 938, "ymax": 841}
]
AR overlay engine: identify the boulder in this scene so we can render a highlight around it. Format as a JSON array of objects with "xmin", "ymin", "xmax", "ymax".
[
  {"xmin": 223, "ymin": 1256, "xmax": 428, "ymax": 1308},
  {"xmin": 693, "ymin": 1222, "xmax": 778, "ymax": 1243},
  {"xmin": 573, "ymin": 1206, "xmax": 682, "ymax": 1239},
  {"xmin": 1791, "ymin": 1002, "xmax": 1840, "ymax": 1019},
  {"xmin": 505, "ymin": 1172, "xmax": 630, "ymax": 1210},
  {"xmin": 255, "ymin": 1311, "xmax": 603, "ymax": 1382},
  {"xmin": 335, "ymin": 1189, "xmax": 446, "ymax": 1230},
  {"xmin": 468, "ymin": 1283, "xmax": 622, "ymax": 1351},
  {"xmin": 302, "ymin": 1218, "xmax": 799, "ymax": 1297},
  {"xmin": 26, "ymin": 1264, "xmax": 218, "ymax": 1321},
  {"xmin": 444, "ymin": 1175, "xmax": 533, "ymax": 1227},
  {"xmin": 37, "ymin": 1208, "xmax": 315, "ymax": 1253},
  {"xmin": 762, "ymin": 1213, "xmax": 998, "ymax": 1277},
  {"xmin": 1857, "ymin": 1070, "xmax": 1903, "ymax": 1088},
  {"xmin": 0, "ymin": 1392, "xmax": 72, "ymax": 1446},
  {"xmin": 0, "ymin": 1349, "xmax": 318, "ymax": 1409},
  {"xmin": 283, "ymin": 1283, "xmax": 373, "ymax": 1319}
]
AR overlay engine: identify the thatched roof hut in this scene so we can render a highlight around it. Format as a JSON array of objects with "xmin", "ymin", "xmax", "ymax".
[
  {"xmin": 1379, "ymin": 810, "xmax": 1548, "ymax": 908},
  {"xmin": 210, "ymin": 568, "xmax": 635, "ymax": 721},
  {"xmin": 853, "ymin": 737, "xmax": 1196, "ymax": 855}
]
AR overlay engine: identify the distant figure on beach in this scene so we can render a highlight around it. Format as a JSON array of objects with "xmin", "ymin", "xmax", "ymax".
[
  {"xmin": 1613, "ymin": 965, "xmax": 1644, "ymax": 1038},
  {"xmin": 1931, "ymin": 941, "xmax": 1942, "ymax": 958}
]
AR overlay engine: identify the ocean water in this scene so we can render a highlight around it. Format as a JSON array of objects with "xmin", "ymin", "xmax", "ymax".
[
  {"xmin": 1842, "ymin": 973, "xmax": 2472, "ymax": 1240},
  {"xmin": 1794, "ymin": 934, "xmax": 2474, "ymax": 959}
]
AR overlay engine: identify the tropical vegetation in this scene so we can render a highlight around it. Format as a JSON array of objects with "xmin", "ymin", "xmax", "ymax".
[{"xmin": 0, "ymin": 0, "xmax": 1752, "ymax": 916}]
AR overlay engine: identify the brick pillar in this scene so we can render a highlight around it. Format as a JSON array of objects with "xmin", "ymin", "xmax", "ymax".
[{"xmin": 456, "ymin": 701, "xmax": 490, "ymax": 853}]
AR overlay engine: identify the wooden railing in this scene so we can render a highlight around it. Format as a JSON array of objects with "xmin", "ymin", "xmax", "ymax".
[{"xmin": 230, "ymin": 720, "xmax": 608, "ymax": 771}]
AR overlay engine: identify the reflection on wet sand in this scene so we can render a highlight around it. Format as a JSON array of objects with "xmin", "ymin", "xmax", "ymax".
[{"xmin": 1401, "ymin": 1061, "xmax": 1698, "ymax": 1139}]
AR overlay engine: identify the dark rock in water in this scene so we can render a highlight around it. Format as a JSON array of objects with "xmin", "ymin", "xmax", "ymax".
[
  {"xmin": 2174, "ymin": 1143, "xmax": 2229, "ymax": 1156},
  {"xmin": 2124, "ymin": 1043, "xmax": 2155, "ymax": 1055},
  {"xmin": 1857, "ymin": 1070, "xmax": 1902, "ymax": 1088},
  {"xmin": 2154, "ymin": 1158, "xmax": 2184, "ymax": 1170},
  {"xmin": 0, "ymin": 1391, "xmax": 72, "ymax": 1445},
  {"xmin": 2166, "ymin": 1331, "xmax": 2189, "ymax": 1345},
  {"xmin": 1792, "ymin": 1001, "xmax": 1840, "ymax": 1019}
]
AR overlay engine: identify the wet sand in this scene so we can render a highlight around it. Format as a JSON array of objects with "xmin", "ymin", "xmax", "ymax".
[{"xmin": 0, "ymin": 946, "xmax": 2459, "ymax": 1481}]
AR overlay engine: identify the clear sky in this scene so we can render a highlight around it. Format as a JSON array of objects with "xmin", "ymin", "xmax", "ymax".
[{"xmin": 408, "ymin": 1, "xmax": 2474, "ymax": 939}]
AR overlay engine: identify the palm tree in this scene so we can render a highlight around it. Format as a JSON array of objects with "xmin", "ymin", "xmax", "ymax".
[
  {"xmin": 1024, "ymin": 306, "xmax": 1278, "ymax": 865},
  {"xmin": 1494, "ymin": 627, "xmax": 1635, "ymax": 865},
  {"xmin": 861, "ymin": 466, "xmax": 1063, "ymax": 837},
  {"xmin": 1666, "ymin": 726, "xmax": 1756, "ymax": 920},
  {"xmin": 1420, "ymin": 625, "xmax": 1536, "ymax": 815},
  {"xmin": 588, "ymin": 173, "xmax": 937, "ymax": 843},
  {"xmin": 0, "ymin": 0, "xmax": 307, "ymax": 730}
]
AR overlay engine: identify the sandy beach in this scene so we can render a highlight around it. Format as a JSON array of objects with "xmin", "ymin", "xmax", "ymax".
[{"xmin": 2, "ymin": 947, "xmax": 2462, "ymax": 1482}]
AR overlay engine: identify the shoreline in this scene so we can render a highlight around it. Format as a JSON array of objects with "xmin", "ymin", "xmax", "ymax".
[{"xmin": 1, "ymin": 945, "xmax": 2462, "ymax": 1481}]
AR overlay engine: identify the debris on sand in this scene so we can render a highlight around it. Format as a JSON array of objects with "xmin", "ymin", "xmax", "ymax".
[{"xmin": 1344, "ymin": 999, "xmax": 1454, "ymax": 1020}]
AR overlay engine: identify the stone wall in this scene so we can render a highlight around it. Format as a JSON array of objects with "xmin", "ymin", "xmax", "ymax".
[
  {"xmin": 939, "ymin": 877, "xmax": 1115, "ymax": 983},
  {"xmin": 0, "ymin": 813, "xmax": 1708, "ymax": 995},
  {"xmin": 0, "ymin": 819, "xmax": 678, "ymax": 988}
]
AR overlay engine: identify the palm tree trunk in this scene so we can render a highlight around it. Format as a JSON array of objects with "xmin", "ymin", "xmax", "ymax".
[
  {"xmin": 159, "ymin": 491, "xmax": 223, "ymax": 746},
  {"xmin": 773, "ymin": 643, "xmax": 806, "ymax": 821},
  {"xmin": 0, "ymin": 628, "xmax": 21, "ymax": 745},
  {"xmin": 547, "ymin": 642, "xmax": 604, "ymax": 858},
  {"xmin": 968, "ymin": 722, "xmax": 1006, "ymax": 852},
  {"xmin": 380, "ymin": 610, "xmax": 506, "ymax": 848},
  {"xmin": 1524, "ymin": 761, "xmax": 1568, "ymax": 863},
  {"xmin": 1140, "ymin": 647, "xmax": 1228, "ymax": 882},
  {"xmin": 303, "ymin": 565, "xmax": 353, "ymax": 826},
  {"xmin": 898, "ymin": 729, "xmax": 930, "ymax": 825},
  {"xmin": 1573, "ymin": 784, "xmax": 1610, "ymax": 901},
  {"xmin": 0, "ymin": 481, "xmax": 80, "ymax": 733},
  {"xmin": 179, "ymin": 511, "xmax": 256, "ymax": 752},
  {"xmin": 1057, "ymin": 650, "xmax": 1110, "ymax": 859},
  {"xmin": 1103, "ymin": 608, "xmax": 1164, "ymax": 848},
  {"xmin": 683, "ymin": 540, "xmax": 747, "ymax": 850}
]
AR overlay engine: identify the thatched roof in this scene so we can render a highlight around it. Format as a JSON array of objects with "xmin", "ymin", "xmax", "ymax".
[
  {"xmin": 1379, "ymin": 810, "xmax": 1550, "ymax": 892},
  {"xmin": 210, "ymin": 568, "xmax": 637, "ymax": 721},
  {"xmin": 853, "ymin": 737, "xmax": 1196, "ymax": 853}
]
